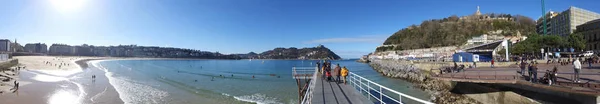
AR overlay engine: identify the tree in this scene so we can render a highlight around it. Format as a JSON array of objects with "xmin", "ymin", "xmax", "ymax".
[
  {"xmin": 566, "ymin": 33, "xmax": 586, "ymax": 50},
  {"xmin": 510, "ymin": 33, "xmax": 568, "ymax": 55}
]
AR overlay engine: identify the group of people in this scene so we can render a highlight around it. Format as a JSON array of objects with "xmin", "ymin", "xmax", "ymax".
[
  {"xmin": 518, "ymin": 57, "xmax": 586, "ymax": 85},
  {"xmin": 317, "ymin": 61, "xmax": 349, "ymax": 84},
  {"xmin": 519, "ymin": 60, "xmax": 541, "ymax": 83},
  {"xmin": 44, "ymin": 61, "xmax": 70, "ymax": 69}
]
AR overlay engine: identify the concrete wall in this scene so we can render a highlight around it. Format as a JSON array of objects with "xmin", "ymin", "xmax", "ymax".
[
  {"xmin": 503, "ymin": 81, "xmax": 600, "ymax": 104},
  {"xmin": 0, "ymin": 59, "xmax": 18, "ymax": 69}
]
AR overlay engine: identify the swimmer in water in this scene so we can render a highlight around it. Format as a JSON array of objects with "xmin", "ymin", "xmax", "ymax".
[{"xmin": 252, "ymin": 75, "xmax": 255, "ymax": 78}]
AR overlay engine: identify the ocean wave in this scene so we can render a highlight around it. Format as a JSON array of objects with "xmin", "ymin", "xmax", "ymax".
[
  {"xmin": 233, "ymin": 93, "xmax": 283, "ymax": 104},
  {"xmin": 92, "ymin": 61, "xmax": 171, "ymax": 104}
]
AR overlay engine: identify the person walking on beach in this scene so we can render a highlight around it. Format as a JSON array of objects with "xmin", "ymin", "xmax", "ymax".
[
  {"xmin": 333, "ymin": 64, "xmax": 341, "ymax": 83},
  {"xmin": 341, "ymin": 66, "xmax": 349, "ymax": 84},
  {"xmin": 573, "ymin": 58, "xmax": 582, "ymax": 82}
]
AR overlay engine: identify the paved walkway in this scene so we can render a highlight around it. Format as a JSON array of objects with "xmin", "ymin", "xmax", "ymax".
[
  {"xmin": 312, "ymin": 75, "xmax": 371, "ymax": 104},
  {"xmin": 435, "ymin": 62, "xmax": 600, "ymax": 93}
]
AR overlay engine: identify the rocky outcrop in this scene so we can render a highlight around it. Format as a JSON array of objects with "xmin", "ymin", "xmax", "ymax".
[{"xmin": 369, "ymin": 60, "xmax": 480, "ymax": 104}]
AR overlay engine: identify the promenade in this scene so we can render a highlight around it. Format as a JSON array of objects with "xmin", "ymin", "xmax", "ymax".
[{"xmin": 435, "ymin": 62, "xmax": 600, "ymax": 94}]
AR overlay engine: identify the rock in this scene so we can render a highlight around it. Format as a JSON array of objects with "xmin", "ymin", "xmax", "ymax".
[{"xmin": 368, "ymin": 59, "xmax": 481, "ymax": 104}]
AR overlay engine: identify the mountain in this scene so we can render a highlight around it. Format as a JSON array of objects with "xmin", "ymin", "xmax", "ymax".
[
  {"xmin": 377, "ymin": 13, "xmax": 536, "ymax": 52},
  {"xmin": 239, "ymin": 45, "xmax": 341, "ymax": 60}
]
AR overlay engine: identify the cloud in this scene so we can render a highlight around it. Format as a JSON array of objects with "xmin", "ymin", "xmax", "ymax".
[{"xmin": 303, "ymin": 35, "xmax": 388, "ymax": 44}]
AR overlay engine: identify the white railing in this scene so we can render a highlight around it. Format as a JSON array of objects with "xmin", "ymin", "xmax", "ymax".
[
  {"xmin": 293, "ymin": 67, "xmax": 318, "ymax": 104},
  {"xmin": 348, "ymin": 72, "xmax": 434, "ymax": 104},
  {"xmin": 293, "ymin": 67, "xmax": 317, "ymax": 79}
]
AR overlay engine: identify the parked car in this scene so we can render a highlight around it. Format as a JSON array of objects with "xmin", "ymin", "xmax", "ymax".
[{"xmin": 579, "ymin": 51, "xmax": 594, "ymax": 57}]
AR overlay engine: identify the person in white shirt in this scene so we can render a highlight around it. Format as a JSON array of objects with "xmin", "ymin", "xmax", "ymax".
[{"xmin": 573, "ymin": 58, "xmax": 582, "ymax": 82}]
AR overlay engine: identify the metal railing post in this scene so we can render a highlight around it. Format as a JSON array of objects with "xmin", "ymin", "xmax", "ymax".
[
  {"xmin": 380, "ymin": 87, "xmax": 383, "ymax": 104},
  {"xmin": 347, "ymin": 72, "xmax": 433, "ymax": 104},
  {"xmin": 367, "ymin": 79, "xmax": 371, "ymax": 100},
  {"xmin": 399, "ymin": 94, "xmax": 402, "ymax": 103}
]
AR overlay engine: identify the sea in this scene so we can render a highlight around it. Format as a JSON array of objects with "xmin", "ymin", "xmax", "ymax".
[{"xmin": 89, "ymin": 59, "xmax": 430, "ymax": 104}]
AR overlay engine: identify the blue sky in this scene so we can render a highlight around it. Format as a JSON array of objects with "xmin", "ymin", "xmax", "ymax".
[{"xmin": 1, "ymin": 0, "xmax": 599, "ymax": 58}]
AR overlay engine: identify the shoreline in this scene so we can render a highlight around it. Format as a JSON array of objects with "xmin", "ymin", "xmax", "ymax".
[
  {"xmin": 0, "ymin": 56, "xmax": 124, "ymax": 104},
  {"xmin": 367, "ymin": 59, "xmax": 480, "ymax": 104}
]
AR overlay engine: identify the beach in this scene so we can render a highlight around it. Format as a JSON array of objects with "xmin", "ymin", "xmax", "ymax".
[{"xmin": 0, "ymin": 56, "xmax": 123, "ymax": 104}]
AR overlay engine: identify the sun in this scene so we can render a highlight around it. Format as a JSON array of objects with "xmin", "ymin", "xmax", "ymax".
[{"xmin": 49, "ymin": 0, "xmax": 86, "ymax": 13}]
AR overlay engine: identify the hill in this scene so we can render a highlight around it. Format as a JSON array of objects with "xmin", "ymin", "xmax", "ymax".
[
  {"xmin": 377, "ymin": 13, "xmax": 536, "ymax": 52},
  {"xmin": 239, "ymin": 45, "xmax": 341, "ymax": 60}
]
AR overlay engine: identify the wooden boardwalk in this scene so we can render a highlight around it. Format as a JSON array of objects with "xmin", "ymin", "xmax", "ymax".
[{"xmin": 311, "ymin": 75, "xmax": 372, "ymax": 104}]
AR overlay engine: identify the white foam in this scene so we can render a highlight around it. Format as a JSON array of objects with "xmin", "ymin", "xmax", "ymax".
[
  {"xmin": 31, "ymin": 74, "xmax": 67, "ymax": 82},
  {"xmin": 233, "ymin": 93, "xmax": 282, "ymax": 104},
  {"xmin": 92, "ymin": 60, "xmax": 171, "ymax": 104},
  {"xmin": 29, "ymin": 69, "xmax": 83, "ymax": 77},
  {"xmin": 27, "ymin": 68, "xmax": 87, "ymax": 104}
]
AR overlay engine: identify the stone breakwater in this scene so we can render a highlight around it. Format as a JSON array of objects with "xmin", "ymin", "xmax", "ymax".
[{"xmin": 368, "ymin": 60, "xmax": 480, "ymax": 104}]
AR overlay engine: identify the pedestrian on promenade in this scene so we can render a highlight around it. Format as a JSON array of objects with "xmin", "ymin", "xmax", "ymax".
[
  {"xmin": 573, "ymin": 58, "xmax": 582, "ymax": 82},
  {"xmin": 341, "ymin": 66, "xmax": 349, "ymax": 84},
  {"xmin": 322, "ymin": 64, "xmax": 327, "ymax": 80},
  {"xmin": 491, "ymin": 59, "xmax": 495, "ymax": 68},
  {"xmin": 326, "ymin": 70, "xmax": 332, "ymax": 82},
  {"xmin": 532, "ymin": 62, "xmax": 538, "ymax": 83},
  {"xmin": 551, "ymin": 66, "xmax": 558, "ymax": 84},
  {"xmin": 588, "ymin": 58, "xmax": 593, "ymax": 68},
  {"xmin": 334, "ymin": 64, "xmax": 341, "ymax": 83},
  {"xmin": 453, "ymin": 62, "xmax": 458, "ymax": 72},
  {"xmin": 520, "ymin": 61, "xmax": 527, "ymax": 76},
  {"xmin": 528, "ymin": 62, "xmax": 533, "ymax": 81},
  {"xmin": 473, "ymin": 61, "xmax": 477, "ymax": 68},
  {"xmin": 316, "ymin": 61, "xmax": 321, "ymax": 73}
]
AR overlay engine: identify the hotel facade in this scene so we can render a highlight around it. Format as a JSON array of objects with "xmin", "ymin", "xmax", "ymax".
[{"xmin": 537, "ymin": 6, "xmax": 600, "ymax": 36}]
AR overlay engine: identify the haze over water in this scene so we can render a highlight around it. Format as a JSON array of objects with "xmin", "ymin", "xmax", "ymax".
[{"xmin": 91, "ymin": 59, "xmax": 429, "ymax": 104}]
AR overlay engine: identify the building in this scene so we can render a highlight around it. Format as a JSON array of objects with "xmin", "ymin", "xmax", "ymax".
[
  {"xmin": 0, "ymin": 39, "xmax": 10, "ymax": 52},
  {"xmin": 49, "ymin": 44, "xmax": 74, "ymax": 55},
  {"xmin": 24, "ymin": 43, "xmax": 48, "ymax": 53},
  {"xmin": 466, "ymin": 34, "xmax": 505, "ymax": 45},
  {"xmin": 537, "ymin": 6, "xmax": 600, "ymax": 36},
  {"xmin": 577, "ymin": 19, "xmax": 600, "ymax": 51}
]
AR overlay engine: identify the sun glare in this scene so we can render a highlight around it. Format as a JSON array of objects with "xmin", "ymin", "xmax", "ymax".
[{"xmin": 49, "ymin": 0, "xmax": 86, "ymax": 13}]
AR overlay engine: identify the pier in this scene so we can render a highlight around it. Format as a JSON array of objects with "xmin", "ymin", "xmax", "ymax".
[{"xmin": 293, "ymin": 67, "xmax": 433, "ymax": 104}]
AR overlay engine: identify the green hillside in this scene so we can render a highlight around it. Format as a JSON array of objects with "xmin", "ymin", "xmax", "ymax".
[{"xmin": 377, "ymin": 14, "xmax": 536, "ymax": 52}]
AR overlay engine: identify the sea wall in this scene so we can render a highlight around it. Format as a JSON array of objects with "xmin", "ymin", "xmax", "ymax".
[
  {"xmin": 368, "ymin": 60, "xmax": 480, "ymax": 104},
  {"xmin": 0, "ymin": 59, "xmax": 18, "ymax": 69}
]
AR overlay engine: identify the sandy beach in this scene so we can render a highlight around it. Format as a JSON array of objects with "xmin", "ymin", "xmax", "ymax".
[{"xmin": 0, "ymin": 56, "xmax": 124, "ymax": 104}]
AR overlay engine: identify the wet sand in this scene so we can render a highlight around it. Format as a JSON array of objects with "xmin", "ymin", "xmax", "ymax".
[{"xmin": 0, "ymin": 56, "xmax": 124, "ymax": 104}]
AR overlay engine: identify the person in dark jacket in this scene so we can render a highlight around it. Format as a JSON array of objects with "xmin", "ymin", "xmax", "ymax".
[{"xmin": 520, "ymin": 61, "xmax": 527, "ymax": 76}]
